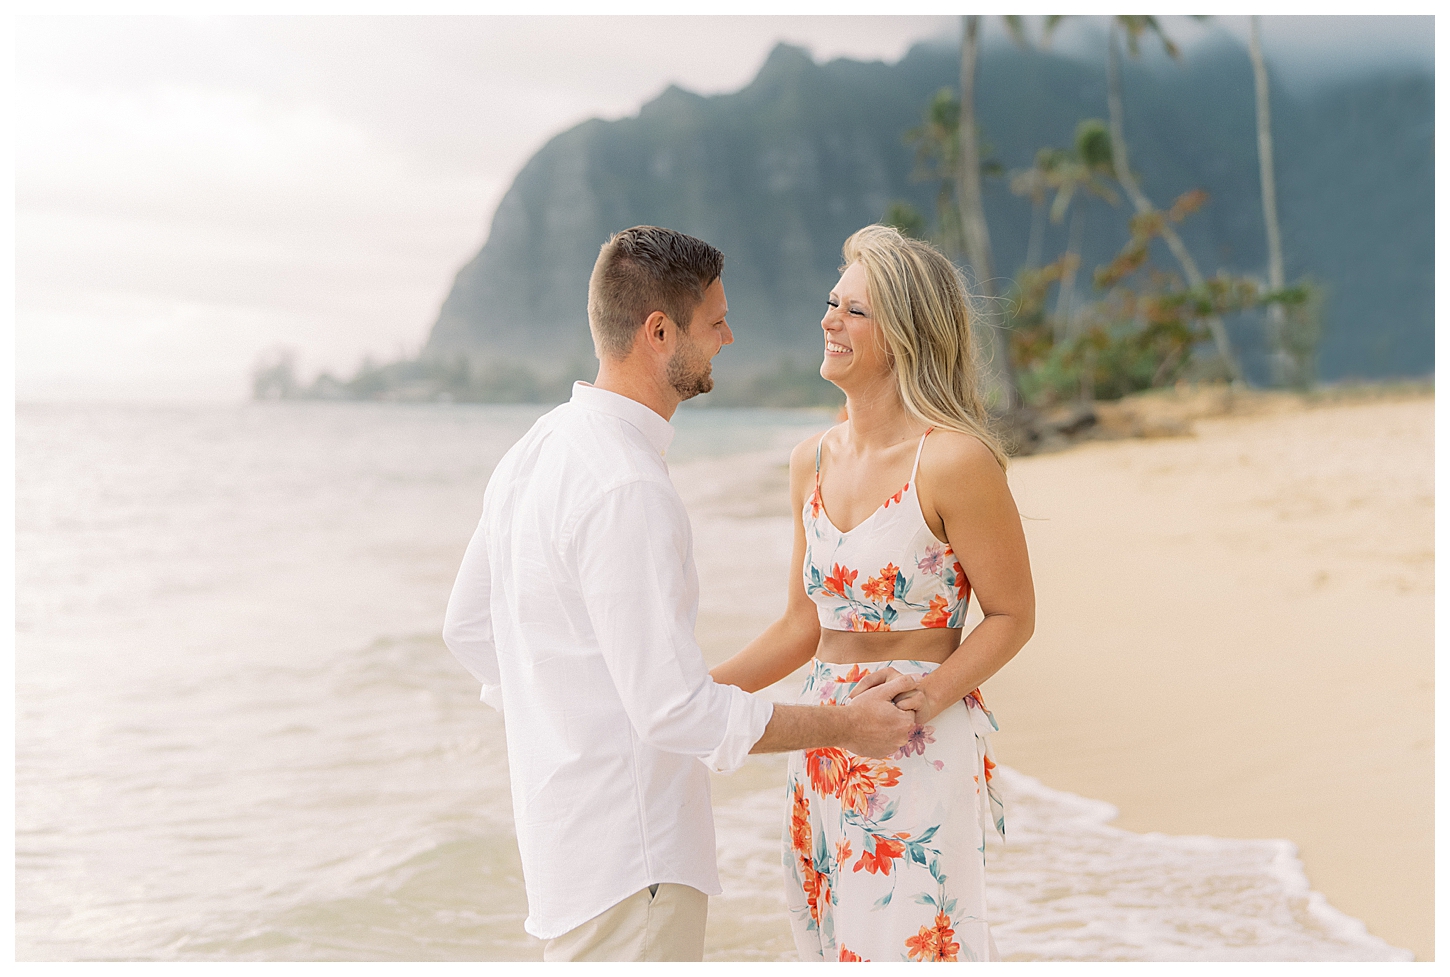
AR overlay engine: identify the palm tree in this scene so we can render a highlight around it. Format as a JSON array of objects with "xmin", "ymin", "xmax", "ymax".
[
  {"xmin": 957, "ymin": 15, "xmax": 1030, "ymax": 409},
  {"xmin": 1249, "ymin": 16, "xmax": 1290, "ymax": 386},
  {"xmin": 1046, "ymin": 15, "xmax": 1244, "ymax": 383},
  {"xmin": 905, "ymin": 87, "xmax": 969, "ymax": 259},
  {"xmin": 1008, "ymin": 152, "xmax": 1052, "ymax": 272},
  {"xmin": 1047, "ymin": 120, "xmax": 1119, "ymax": 342},
  {"xmin": 1009, "ymin": 120, "xmax": 1119, "ymax": 342}
]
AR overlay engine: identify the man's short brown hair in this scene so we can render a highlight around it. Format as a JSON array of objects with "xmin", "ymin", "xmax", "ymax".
[{"xmin": 587, "ymin": 226, "xmax": 724, "ymax": 359}]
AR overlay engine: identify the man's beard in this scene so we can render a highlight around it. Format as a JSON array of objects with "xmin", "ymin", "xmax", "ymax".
[{"xmin": 667, "ymin": 337, "xmax": 714, "ymax": 399}]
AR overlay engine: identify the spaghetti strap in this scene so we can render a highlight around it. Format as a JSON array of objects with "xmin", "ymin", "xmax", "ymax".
[
  {"xmin": 814, "ymin": 434, "xmax": 825, "ymax": 491},
  {"xmin": 909, "ymin": 427, "xmax": 934, "ymax": 484}
]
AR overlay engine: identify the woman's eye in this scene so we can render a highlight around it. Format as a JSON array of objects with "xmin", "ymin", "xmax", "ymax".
[
  {"xmin": 825, "ymin": 299, "xmax": 839, "ymax": 309},
  {"xmin": 849, "ymin": 308, "xmax": 866, "ymax": 316}
]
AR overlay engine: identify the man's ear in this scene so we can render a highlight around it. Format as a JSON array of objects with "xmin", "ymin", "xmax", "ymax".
[{"xmin": 642, "ymin": 310, "xmax": 672, "ymax": 352}]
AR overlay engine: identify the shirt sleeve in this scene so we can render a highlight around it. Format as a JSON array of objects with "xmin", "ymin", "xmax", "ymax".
[
  {"xmin": 443, "ymin": 512, "xmax": 504, "ymax": 713},
  {"xmin": 571, "ymin": 479, "xmax": 775, "ymax": 773}
]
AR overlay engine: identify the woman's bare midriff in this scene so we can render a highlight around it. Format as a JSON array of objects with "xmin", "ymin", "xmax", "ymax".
[{"xmin": 815, "ymin": 627, "xmax": 963, "ymax": 666}]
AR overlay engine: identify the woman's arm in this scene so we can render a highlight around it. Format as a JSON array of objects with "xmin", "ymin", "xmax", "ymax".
[
  {"xmin": 710, "ymin": 436, "xmax": 823, "ymax": 694},
  {"xmin": 861, "ymin": 431, "xmax": 1035, "ymax": 724}
]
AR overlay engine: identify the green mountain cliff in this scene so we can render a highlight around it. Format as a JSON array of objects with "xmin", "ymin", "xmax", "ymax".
[{"xmin": 421, "ymin": 39, "xmax": 1432, "ymax": 399}]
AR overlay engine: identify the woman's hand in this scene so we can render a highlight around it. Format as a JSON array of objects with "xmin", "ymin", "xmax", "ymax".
[
  {"xmin": 886, "ymin": 686, "xmax": 935, "ymax": 724},
  {"xmin": 848, "ymin": 667, "xmax": 935, "ymax": 724}
]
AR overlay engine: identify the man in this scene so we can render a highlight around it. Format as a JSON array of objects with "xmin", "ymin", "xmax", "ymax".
[{"xmin": 443, "ymin": 226, "xmax": 919, "ymax": 962}]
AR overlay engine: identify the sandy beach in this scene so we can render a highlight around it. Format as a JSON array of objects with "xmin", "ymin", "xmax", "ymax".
[{"xmin": 688, "ymin": 391, "xmax": 1433, "ymax": 961}]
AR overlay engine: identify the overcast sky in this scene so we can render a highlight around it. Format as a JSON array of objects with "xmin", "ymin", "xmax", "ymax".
[{"xmin": 13, "ymin": 14, "xmax": 1435, "ymax": 401}]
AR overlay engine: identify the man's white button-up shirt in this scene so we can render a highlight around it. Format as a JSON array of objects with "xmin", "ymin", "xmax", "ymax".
[{"xmin": 443, "ymin": 381, "xmax": 775, "ymax": 940}]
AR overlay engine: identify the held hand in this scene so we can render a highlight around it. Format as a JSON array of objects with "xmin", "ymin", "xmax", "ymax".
[
  {"xmin": 890, "ymin": 688, "xmax": 930, "ymax": 724},
  {"xmin": 840, "ymin": 674, "xmax": 918, "ymax": 758},
  {"xmin": 848, "ymin": 667, "xmax": 937, "ymax": 725},
  {"xmin": 847, "ymin": 666, "xmax": 903, "ymax": 700}
]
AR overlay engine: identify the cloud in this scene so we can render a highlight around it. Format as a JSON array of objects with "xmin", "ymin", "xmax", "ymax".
[{"xmin": 13, "ymin": 14, "xmax": 1431, "ymax": 401}]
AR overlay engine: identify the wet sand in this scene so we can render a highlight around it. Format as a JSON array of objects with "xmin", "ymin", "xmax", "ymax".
[{"xmin": 688, "ymin": 393, "xmax": 1433, "ymax": 961}]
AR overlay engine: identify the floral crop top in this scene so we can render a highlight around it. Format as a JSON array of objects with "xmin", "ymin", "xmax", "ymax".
[{"xmin": 802, "ymin": 428, "xmax": 971, "ymax": 631}]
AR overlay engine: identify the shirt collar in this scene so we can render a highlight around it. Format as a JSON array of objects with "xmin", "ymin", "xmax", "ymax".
[{"xmin": 570, "ymin": 381, "xmax": 676, "ymax": 457}]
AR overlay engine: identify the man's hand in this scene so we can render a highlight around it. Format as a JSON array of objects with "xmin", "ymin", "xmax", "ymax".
[
  {"xmin": 838, "ymin": 673, "xmax": 919, "ymax": 757},
  {"xmin": 850, "ymin": 666, "xmax": 934, "ymax": 725}
]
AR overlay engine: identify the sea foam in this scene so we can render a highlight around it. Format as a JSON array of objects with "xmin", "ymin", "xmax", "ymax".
[{"xmin": 708, "ymin": 764, "xmax": 1411, "ymax": 962}]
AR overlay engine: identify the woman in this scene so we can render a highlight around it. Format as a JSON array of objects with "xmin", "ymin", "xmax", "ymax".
[{"xmin": 711, "ymin": 225, "xmax": 1034, "ymax": 962}]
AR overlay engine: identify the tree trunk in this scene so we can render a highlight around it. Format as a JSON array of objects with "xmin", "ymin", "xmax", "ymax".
[
  {"xmin": 1054, "ymin": 205, "xmax": 1084, "ymax": 343},
  {"xmin": 1106, "ymin": 24, "xmax": 1242, "ymax": 383},
  {"xmin": 1250, "ymin": 16, "xmax": 1290, "ymax": 386},
  {"xmin": 1025, "ymin": 196, "xmax": 1046, "ymax": 271},
  {"xmin": 957, "ymin": 15, "xmax": 1020, "ymax": 408}
]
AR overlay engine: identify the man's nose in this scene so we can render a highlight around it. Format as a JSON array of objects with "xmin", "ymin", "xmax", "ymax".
[{"xmin": 720, "ymin": 320, "xmax": 734, "ymax": 347}]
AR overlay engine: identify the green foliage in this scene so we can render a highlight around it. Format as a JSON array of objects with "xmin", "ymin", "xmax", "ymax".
[
  {"xmin": 904, "ymin": 87, "xmax": 1002, "ymax": 255},
  {"xmin": 1074, "ymin": 119, "xmax": 1113, "ymax": 171},
  {"xmin": 1115, "ymin": 15, "xmax": 1183, "ymax": 59},
  {"xmin": 284, "ymin": 353, "xmax": 579, "ymax": 404},
  {"xmin": 1008, "ymin": 120, "xmax": 1118, "ymax": 241},
  {"xmin": 1006, "ymin": 186, "xmax": 1319, "ymax": 404},
  {"xmin": 1269, "ymin": 280, "xmax": 1325, "ymax": 390}
]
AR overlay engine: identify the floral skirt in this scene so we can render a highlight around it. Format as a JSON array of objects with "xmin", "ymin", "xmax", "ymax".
[{"xmin": 783, "ymin": 659, "xmax": 1004, "ymax": 963}]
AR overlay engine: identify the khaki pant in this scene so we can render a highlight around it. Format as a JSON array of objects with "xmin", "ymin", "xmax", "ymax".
[{"xmin": 543, "ymin": 883, "xmax": 709, "ymax": 962}]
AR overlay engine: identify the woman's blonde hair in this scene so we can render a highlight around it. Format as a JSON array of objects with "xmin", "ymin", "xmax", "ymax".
[{"xmin": 842, "ymin": 224, "xmax": 1009, "ymax": 470}]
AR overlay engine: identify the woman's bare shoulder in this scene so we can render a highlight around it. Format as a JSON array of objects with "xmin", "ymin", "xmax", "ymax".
[
  {"xmin": 788, "ymin": 423, "xmax": 845, "ymax": 474},
  {"xmin": 921, "ymin": 428, "xmax": 1006, "ymax": 488}
]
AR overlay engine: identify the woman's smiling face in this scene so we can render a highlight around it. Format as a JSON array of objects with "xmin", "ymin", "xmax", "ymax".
[{"xmin": 820, "ymin": 260, "xmax": 891, "ymax": 389}]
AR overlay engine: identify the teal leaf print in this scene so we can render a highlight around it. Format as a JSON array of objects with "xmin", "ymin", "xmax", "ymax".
[
  {"xmin": 882, "ymin": 604, "xmax": 898, "ymax": 626},
  {"xmin": 913, "ymin": 892, "xmax": 937, "ymax": 907},
  {"xmin": 948, "ymin": 599, "xmax": 968, "ymax": 628},
  {"xmin": 871, "ymin": 890, "xmax": 893, "ymax": 911},
  {"xmin": 893, "ymin": 570, "xmax": 908, "ymax": 599},
  {"xmin": 814, "ymin": 830, "xmax": 831, "ymax": 873}
]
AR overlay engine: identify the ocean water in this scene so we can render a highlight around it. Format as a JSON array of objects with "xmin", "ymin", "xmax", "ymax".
[{"xmin": 14, "ymin": 401, "xmax": 1411, "ymax": 962}]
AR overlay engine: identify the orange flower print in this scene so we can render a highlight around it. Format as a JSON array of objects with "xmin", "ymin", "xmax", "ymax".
[
  {"xmin": 882, "ymin": 482, "xmax": 909, "ymax": 508},
  {"xmin": 848, "ymin": 613, "xmax": 891, "ymax": 632},
  {"xmin": 967, "ymin": 687, "xmax": 987, "ymax": 712},
  {"xmin": 983, "ymin": 754, "xmax": 996, "ymax": 784},
  {"xmin": 920, "ymin": 593, "xmax": 951, "ymax": 628},
  {"xmin": 852, "ymin": 833, "xmax": 906, "ymax": 875},
  {"xmin": 824, "ymin": 563, "xmax": 858, "ymax": 598},
  {"xmin": 835, "ymin": 837, "xmax": 853, "ymax": 868},
  {"xmin": 905, "ymin": 912, "xmax": 960, "ymax": 962},
  {"xmin": 803, "ymin": 863, "xmax": 830, "ymax": 925},
  {"xmin": 840, "ymin": 663, "xmax": 871, "ymax": 684},
  {"xmin": 838, "ymin": 946, "xmax": 864, "ymax": 962},
  {"xmin": 837, "ymin": 756, "xmax": 902, "ymax": 815},
  {"xmin": 861, "ymin": 563, "xmax": 900, "ymax": 602},
  {"xmin": 950, "ymin": 560, "xmax": 971, "ymax": 602},
  {"xmin": 808, "ymin": 486, "xmax": 823, "ymax": 518},
  {"xmin": 805, "ymin": 747, "xmax": 851, "ymax": 796},
  {"xmin": 789, "ymin": 782, "xmax": 812, "ymax": 862}
]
